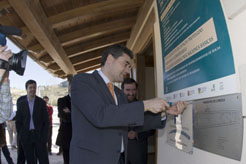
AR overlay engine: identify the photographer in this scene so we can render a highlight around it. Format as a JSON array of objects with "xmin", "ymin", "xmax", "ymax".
[{"xmin": 0, "ymin": 45, "xmax": 13, "ymax": 124}]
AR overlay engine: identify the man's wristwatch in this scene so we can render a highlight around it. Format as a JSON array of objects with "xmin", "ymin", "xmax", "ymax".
[{"xmin": 0, "ymin": 59, "xmax": 9, "ymax": 70}]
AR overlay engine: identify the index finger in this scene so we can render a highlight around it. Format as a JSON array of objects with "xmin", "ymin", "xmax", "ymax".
[
  {"xmin": 162, "ymin": 99, "xmax": 170, "ymax": 108},
  {"xmin": 0, "ymin": 45, "xmax": 7, "ymax": 52}
]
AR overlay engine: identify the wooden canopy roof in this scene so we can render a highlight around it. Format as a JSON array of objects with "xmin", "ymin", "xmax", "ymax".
[{"xmin": 0, "ymin": 0, "xmax": 145, "ymax": 78}]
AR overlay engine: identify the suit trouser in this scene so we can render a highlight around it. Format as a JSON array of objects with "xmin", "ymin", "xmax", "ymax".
[
  {"xmin": 62, "ymin": 147, "xmax": 70, "ymax": 164},
  {"xmin": 47, "ymin": 126, "xmax": 52, "ymax": 152},
  {"xmin": 22, "ymin": 130, "xmax": 49, "ymax": 164},
  {"xmin": 0, "ymin": 145, "xmax": 14, "ymax": 164},
  {"xmin": 127, "ymin": 139, "xmax": 148, "ymax": 164},
  {"xmin": 17, "ymin": 136, "xmax": 26, "ymax": 164},
  {"xmin": 118, "ymin": 152, "xmax": 125, "ymax": 164}
]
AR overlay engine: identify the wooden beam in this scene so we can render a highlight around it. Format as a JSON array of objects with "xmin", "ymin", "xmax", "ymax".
[
  {"xmin": 136, "ymin": 54, "xmax": 146, "ymax": 100},
  {"xmin": 48, "ymin": 49, "xmax": 104, "ymax": 71},
  {"xmin": 70, "ymin": 49, "xmax": 104, "ymax": 66},
  {"xmin": 28, "ymin": 16, "xmax": 135, "ymax": 53},
  {"xmin": 8, "ymin": 0, "xmax": 76, "ymax": 75},
  {"xmin": 0, "ymin": 0, "xmax": 10, "ymax": 10},
  {"xmin": 132, "ymin": 10, "xmax": 155, "ymax": 54},
  {"xmin": 54, "ymin": 70, "xmax": 65, "ymax": 76},
  {"xmin": 59, "ymin": 17, "xmax": 136, "ymax": 46},
  {"xmin": 28, "ymin": 44, "xmax": 43, "ymax": 53},
  {"xmin": 39, "ymin": 54, "xmax": 53, "ymax": 63},
  {"xmin": 75, "ymin": 58, "xmax": 101, "ymax": 71},
  {"xmin": 127, "ymin": 0, "xmax": 154, "ymax": 51},
  {"xmin": 77, "ymin": 64, "xmax": 101, "ymax": 73},
  {"xmin": 145, "ymin": 55, "xmax": 154, "ymax": 67},
  {"xmin": 48, "ymin": 0, "xmax": 143, "ymax": 28},
  {"xmin": 66, "ymin": 32, "xmax": 130, "ymax": 58},
  {"xmin": 57, "ymin": 62, "xmax": 101, "ymax": 76},
  {"xmin": 48, "ymin": 63, "xmax": 60, "ymax": 71}
]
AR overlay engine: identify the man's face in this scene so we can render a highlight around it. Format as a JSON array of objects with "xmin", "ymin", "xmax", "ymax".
[
  {"xmin": 26, "ymin": 83, "xmax": 36, "ymax": 98},
  {"xmin": 43, "ymin": 98, "xmax": 49, "ymax": 104},
  {"xmin": 123, "ymin": 83, "xmax": 137, "ymax": 102},
  {"xmin": 109, "ymin": 53, "xmax": 132, "ymax": 82}
]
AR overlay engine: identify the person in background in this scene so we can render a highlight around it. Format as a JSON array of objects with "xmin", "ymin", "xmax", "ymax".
[
  {"xmin": 56, "ymin": 84, "xmax": 72, "ymax": 164},
  {"xmin": 0, "ymin": 46, "xmax": 13, "ymax": 162},
  {"xmin": 16, "ymin": 80, "xmax": 49, "ymax": 164},
  {"xmin": 16, "ymin": 96, "xmax": 26, "ymax": 164},
  {"xmin": 43, "ymin": 96, "xmax": 53, "ymax": 155},
  {"xmin": 122, "ymin": 78, "xmax": 156, "ymax": 164},
  {"xmin": 0, "ymin": 45, "xmax": 13, "ymax": 125}
]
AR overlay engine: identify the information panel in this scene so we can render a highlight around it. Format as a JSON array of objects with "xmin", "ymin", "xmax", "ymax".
[
  {"xmin": 156, "ymin": 0, "xmax": 237, "ymax": 101},
  {"xmin": 193, "ymin": 93, "xmax": 243, "ymax": 161}
]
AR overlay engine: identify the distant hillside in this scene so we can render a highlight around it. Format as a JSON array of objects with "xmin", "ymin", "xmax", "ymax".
[
  {"xmin": 11, "ymin": 88, "xmax": 26, "ymax": 103},
  {"xmin": 11, "ymin": 84, "xmax": 68, "ymax": 106},
  {"xmin": 39, "ymin": 84, "xmax": 68, "ymax": 106}
]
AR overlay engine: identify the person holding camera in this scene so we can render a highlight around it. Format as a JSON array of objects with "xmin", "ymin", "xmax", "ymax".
[
  {"xmin": 0, "ymin": 45, "xmax": 13, "ymax": 152},
  {"xmin": 0, "ymin": 45, "xmax": 13, "ymax": 124}
]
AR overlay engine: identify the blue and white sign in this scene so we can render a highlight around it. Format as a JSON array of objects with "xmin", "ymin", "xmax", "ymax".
[{"xmin": 156, "ymin": 0, "xmax": 237, "ymax": 101}]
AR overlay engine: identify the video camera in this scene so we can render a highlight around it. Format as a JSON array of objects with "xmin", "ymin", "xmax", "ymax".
[{"xmin": 0, "ymin": 25, "xmax": 27, "ymax": 76}]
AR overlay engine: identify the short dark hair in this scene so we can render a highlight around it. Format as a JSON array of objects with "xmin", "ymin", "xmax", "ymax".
[
  {"xmin": 101, "ymin": 44, "xmax": 134, "ymax": 66},
  {"xmin": 25, "ymin": 79, "xmax": 36, "ymax": 89},
  {"xmin": 43, "ymin": 96, "xmax": 49, "ymax": 99},
  {"xmin": 121, "ymin": 78, "xmax": 138, "ymax": 90}
]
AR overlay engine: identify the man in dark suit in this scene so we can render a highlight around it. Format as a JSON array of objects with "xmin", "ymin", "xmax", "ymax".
[
  {"xmin": 70, "ymin": 44, "xmax": 187, "ymax": 164},
  {"xmin": 56, "ymin": 84, "xmax": 72, "ymax": 164},
  {"xmin": 122, "ymin": 78, "xmax": 156, "ymax": 164},
  {"xmin": 16, "ymin": 80, "xmax": 49, "ymax": 164},
  {"xmin": 16, "ymin": 95, "xmax": 26, "ymax": 164}
]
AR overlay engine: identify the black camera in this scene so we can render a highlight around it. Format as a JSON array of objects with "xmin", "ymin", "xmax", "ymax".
[{"xmin": 0, "ymin": 25, "xmax": 27, "ymax": 76}]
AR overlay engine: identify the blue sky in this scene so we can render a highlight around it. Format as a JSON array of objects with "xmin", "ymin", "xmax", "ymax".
[{"xmin": 7, "ymin": 38, "xmax": 65, "ymax": 90}]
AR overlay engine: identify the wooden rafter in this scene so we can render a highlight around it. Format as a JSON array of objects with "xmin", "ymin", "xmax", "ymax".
[
  {"xmin": 59, "ymin": 17, "xmax": 136, "ymax": 47},
  {"xmin": 28, "ymin": 16, "xmax": 135, "ymax": 53},
  {"xmin": 47, "ymin": 48, "xmax": 104, "ymax": 72},
  {"xmin": 48, "ymin": 63, "xmax": 60, "ymax": 71},
  {"xmin": 127, "ymin": 0, "xmax": 154, "ymax": 51},
  {"xmin": 66, "ymin": 32, "xmax": 130, "ymax": 58},
  {"xmin": 48, "ymin": 0, "xmax": 143, "ymax": 28},
  {"xmin": 75, "ymin": 58, "xmax": 101, "ymax": 71},
  {"xmin": 39, "ymin": 54, "xmax": 53, "ymax": 63},
  {"xmin": 0, "ymin": 0, "xmax": 10, "ymax": 10},
  {"xmin": 71, "ymin": 49, "xmax": 105, "ymax": 66},
  {"xmin": 8, "ymin": 0, "xmax": 76, "ymax": 75},
  {"xmin": 78, "ymin": 64, "xmax": 101, "ymax": 74}
]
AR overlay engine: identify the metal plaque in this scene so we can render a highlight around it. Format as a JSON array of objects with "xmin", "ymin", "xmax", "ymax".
[{"xmin": 193, "ymin": 93, "xmax": 243, "ymax": 161}]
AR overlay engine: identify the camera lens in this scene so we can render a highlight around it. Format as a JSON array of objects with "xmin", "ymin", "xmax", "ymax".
[{"xmin": 9, "ymin": 50, "xmax": 27, "ymax": 76}]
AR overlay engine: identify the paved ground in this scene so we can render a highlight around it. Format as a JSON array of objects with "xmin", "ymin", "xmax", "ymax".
[{"xmin": 1, "ymin": 107, "xmax": 64, "ymax": 164}]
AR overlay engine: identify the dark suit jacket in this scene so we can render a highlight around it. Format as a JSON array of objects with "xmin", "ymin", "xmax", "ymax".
[
  {"xmin": 56, "ymin": 95, "xmax": 72, "ymax": 149},
  {"xmin": 16, "ymin": 95, "xmax": 49, "ymax": 144},
  {"xmin": 70, "ymin": 71, "xmax": 165, "ymax": 164},
  {"xmin": 127, "ymin": 100, "xmax": 164, "ymax": 164},
  {"xmin": 128, "ymin": 119, "xmax": 156, "ymax": 164}
]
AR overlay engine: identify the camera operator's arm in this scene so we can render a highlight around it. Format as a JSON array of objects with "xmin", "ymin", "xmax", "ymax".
[{"xmin": 0, "ymin": 45, "xmax": 13, "ymax": 123}]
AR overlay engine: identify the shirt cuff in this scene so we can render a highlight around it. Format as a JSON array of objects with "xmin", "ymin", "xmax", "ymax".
[{"xmin": 161, "ymin": 116, "xmax": 167, "ymax": 121}]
